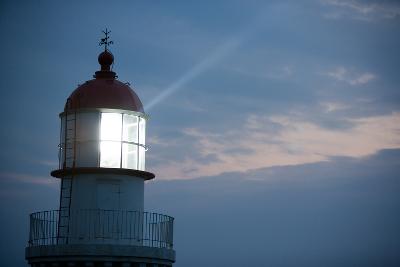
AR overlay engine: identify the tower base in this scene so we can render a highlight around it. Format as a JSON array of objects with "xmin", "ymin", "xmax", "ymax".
[{"xmin": 26, "ymin": 244, "xmax": 175, "ymax": 267}]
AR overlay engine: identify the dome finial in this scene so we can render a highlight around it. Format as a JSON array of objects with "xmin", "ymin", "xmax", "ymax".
[
  {"xmin": 96, "ymin": 28, "xmax": 116, "ymax": 78},
  {"xmin": 99, "ymin": 28, "xmax": 113, "ymax": 52}
]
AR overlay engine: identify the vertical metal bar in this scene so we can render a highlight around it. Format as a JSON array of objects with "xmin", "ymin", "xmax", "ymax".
[
  {"xmin": 98, "ymin": 112, "xmax": 102, "ymax": 167},
  {"xmin": 138, "ymin": 211, "xmax": 140, "ymax": 244},
  {"xmin": 119, "ymin": 210, "xmax": 125, "ymax": 242},
  {"xmin": 72, "ymin": 110, "xmax": 77, "ymax": 168},
  {"xmin": 119, "ymin": 210, "xmax": 122, "ymax": 241},
  {"xmin": 153, "ymin": 213, "xmax": 156, "ymax": 248},
  {"xmin": 149, "ymin": 212, "xmax": 151, "ymax": 247},
  {"xmin": 150, "ymin": 212, "xmax": 152, "ymax": 247},
  {"xmin": 51, "ymin": 211, "xmax": 54, "ymax": 244},
  {"xmin": 50, "ymin": 211, "xmax": 52, "ymax": 244},
  {"xmin": 120, "ymin": 114, "xmax": 124, "ymax": 168},
  {"xmin": 31, "ymin": 214, "xmax": 34, "ymax": 246},
  {"xmin": 53, "ymin": 210, "xmax": 55, "ymax": 244},
  {"xmin": 30, "ymin": 213, "xmax": 33, "ymax": 246},
  {"xmin": 155, "ymin": 213, "xmax": 158, "ymax": 247},
  {"xmin": 112, "ymin": 210, "xmax": 115, "ymax": 241},
  {"xmin": 46, "ymin": 211, "xmax": 49, "ymax": 245},
  {"xmin": 136, "ymin": 211, "xmax": 139, "ymax": 242},
  {"xmin": 155, "ymin": 213, "xmax": 157, "ymax": 247},
  {"xmin": 63, "ymin": 105, "xmax": 68, "ymax": 169},
  {"xmin": 55, "ymin": 210, "xmax": 57, "ymax": 244},
  {"xmin": 34, "ymin": 214, "xmax": 36, "ymax": 246},
  {"xmin": 122, "ymin": 210, "xmax": 125, "ymax": 241},
  {"xmin": 28, "ymin": 214, "xmax": 31, "ymax": 246},
  {"xmin": 123, "ymin": 210, "xmax": 126, "ymax": 241},
  {"xmin": 102, "ymin": 210, "xmax": 105, "ymax": 242},
  {"xmin": 138, "ymin": 211, "xmax": 141, "ymax": 243},
  {"xmin": 135, "ymin": 211, "xmax": 138, "ymax": 243},
  {"xmin": 49, "ymin": 211, "xmax": 51, "ymax": 245},
  {"xmin": 137, "ymin": 117, "xmax": 140, "ymax": 169},
  {"xmin": 154, "ymin": 213, "xmax": 156, "ymax": 247},
  {"xmin": 145, "ymin": 212, "xmax": 148, "ymax": 246},
  {"xmin": 45, "ymin": 212, "xmax": 47, "ymax": 245},
  {"xmin": 108, "ymin": 210, "xmax": 110, "ymax": 241},
  {"xmin": 159, "ymin": 214, "xmax": 162, "ymax": 248},
  {"xmin": 143, "ymin": 211, "xmax": 145, "ymax": 245},
  {"xmin": 147, "ymin": 212, "xmax": 149, "ymax": 246},
  {"xmin": 124, "ymin": 210, "xmax": 127, "ymax": 241},
  {"xmin": 119, "ymin": 210, "xmax": 121, "ymax": 241},
  {"xmin": 87, "ymin": 209, "xmax": 90, "ymax": 241},
  {"xmin": 165, "ymin": 216, "xmax": 168, "ymax": 248},
  {"xmin": 44, "ymin": 212, "xmax": 47, "ymax": 245},
  {"xmin": 161, "ymin": 215, "xmax": 163, "ymax": 248},
  {"xmin": 58, "ymin": 117, "xmax": 62, "ymax": 169},
  {"xmin": 129, "ymin": 211, "xmax": 132, "ymax": 244},
  {"xmin": 43, "ymin": 211, "xmax": 46, "ymax": 245},
  {"xmin": 159, "ymin": 215, "xmax": 161, "ymax": 248},
  {"xmin": 171, "ymin": 218, "xmax": 174, "ymax": 248}
]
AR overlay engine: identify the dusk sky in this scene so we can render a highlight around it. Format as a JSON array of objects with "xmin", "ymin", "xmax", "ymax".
[{"xmin": 0, "ymin": 1, "xmax": 400, "ymax": 266}]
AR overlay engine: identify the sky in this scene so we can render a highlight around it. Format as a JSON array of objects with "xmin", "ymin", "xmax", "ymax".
[{"xmin": 0, "ymin": 0, "xmax": 399, "ymax": 266}]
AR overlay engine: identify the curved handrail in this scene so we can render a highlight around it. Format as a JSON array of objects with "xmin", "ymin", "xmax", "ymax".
[{"xmin": 28, "ymin": 209, "xmax": 174, "ymax": 249}]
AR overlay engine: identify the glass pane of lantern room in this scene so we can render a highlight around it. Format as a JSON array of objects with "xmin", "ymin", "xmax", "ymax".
[
  {"xmin": 138, "ymin": 146, "xmax": 145, "ymax": 170},
  {"xmin": 100, "ymin": 141, "xmax": 121, "ymax": 168},
  {"xmin": 101, "ymin": 113, "xmax": 122, "ymax": 141},
  {"xmin": 139, "ymin": 117, "xmax": 146, "ymax": 145},
  {"xmin": 122, "ymin": 114, "xmax": 138, "ymax": 143},
  {"xmin": 122, "ymin": 143, "xmax": 137, "ymax": 169},
  {"xmin": 59, "ymin": 116, "xmax": 66, "ymax": 168}
]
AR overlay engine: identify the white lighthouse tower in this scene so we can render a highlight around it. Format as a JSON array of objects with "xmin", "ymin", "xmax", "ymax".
[{"xmin": 25, "ymin": 31, "xmax": 175, "ymax": 267}]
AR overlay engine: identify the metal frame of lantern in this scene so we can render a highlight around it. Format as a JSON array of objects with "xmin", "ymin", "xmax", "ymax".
[{"xmin": 57, "ymin": 108, "xmax": 150, "ymax": 172}]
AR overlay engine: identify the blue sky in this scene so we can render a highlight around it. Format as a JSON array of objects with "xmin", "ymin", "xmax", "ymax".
[{"xmin": 0, "ymin": 1, "xmax": 399, "ymax": 266}]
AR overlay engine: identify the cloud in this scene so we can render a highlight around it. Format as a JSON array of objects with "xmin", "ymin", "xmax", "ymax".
[
  {"xmin": 325, "ymin": 67, "xmax": 376, "ymax": 85},
  {"xmin": 322, "ymin": 0, "xmax": 400, "ymax": 20},
  {"xmin": 0, "ymin": 172, "xmax": 58, "ymax": 199},
  {"xmin": 229, "ymin": 64, "xmax": 294, "ymax": 80},
  {"xmin": 33, "ymin": 159, "xmax": 59, "ymax": 167},
  {"xmin": 320, "ymin": 102, "xmax": 350, "ymax": 113},
  {"xmin": 349, "ymin": 73, "xmax": 376, "ymax": 85},
  {"xmin": 146, "ymin": 149, "xmax": 400, "ymax": 267},
  {"xmin": 150, "ymin": 112, "xmax": 400, "ymax": 179},
  {"xmin": 0, "ymin": 172, "xmax": 57, "ymax": 187}
]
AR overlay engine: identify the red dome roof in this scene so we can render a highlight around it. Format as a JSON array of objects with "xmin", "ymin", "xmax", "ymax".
[
  {"xmin": 66, "ymin": 79, "xmax": 144, "ymax": 112},
  {"xmin": 65, "ymin": 50, "xmax": 144, "ymax": 113}
]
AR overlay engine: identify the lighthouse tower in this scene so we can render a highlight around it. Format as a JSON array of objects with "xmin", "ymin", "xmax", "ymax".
[{"xmin": 25, "ymin": 31, "xmax": 175, "ymax": 267}]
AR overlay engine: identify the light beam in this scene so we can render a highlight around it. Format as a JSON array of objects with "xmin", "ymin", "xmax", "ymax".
[{"xmin": 145, "ymin": 13, "xmax": 266, "ymax": 111}]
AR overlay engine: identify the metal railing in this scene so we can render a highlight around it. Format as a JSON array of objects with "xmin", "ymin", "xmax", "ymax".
[{"xmin": 28, "ymin": 210, "xmax": 174, "ymax": 249}]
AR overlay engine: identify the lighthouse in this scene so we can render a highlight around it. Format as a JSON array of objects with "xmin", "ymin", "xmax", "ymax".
[{"xmin": 25, "ymin": 31, "xmax": 175, "ymax": 267}]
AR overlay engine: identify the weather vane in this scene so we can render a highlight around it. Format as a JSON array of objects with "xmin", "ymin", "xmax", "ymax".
[{"xmin": 99, "ymin": 28, "xmax": 113, "ymax": 51}]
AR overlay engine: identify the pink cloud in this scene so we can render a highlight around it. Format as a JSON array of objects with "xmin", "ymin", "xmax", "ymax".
[{"xmin": 152, "ymin": 112, "xmax": 400, "ymax": 179}]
